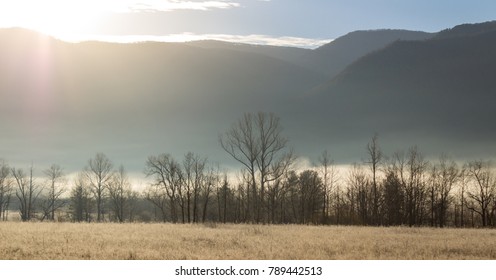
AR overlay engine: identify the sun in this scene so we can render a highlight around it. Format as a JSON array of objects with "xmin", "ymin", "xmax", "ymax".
[{"xmin": 0, "ymin": 0, "xmax": 106, "ymax": 39}]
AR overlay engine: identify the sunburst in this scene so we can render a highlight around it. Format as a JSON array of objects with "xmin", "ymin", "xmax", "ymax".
[{"xmin": 0, "ymin": 0, "xmax": 105, "ymax": 38}]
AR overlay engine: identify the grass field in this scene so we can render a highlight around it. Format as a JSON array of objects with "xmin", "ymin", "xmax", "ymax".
[{"xmin": 0, "ymin": 222, "xmax": 495, "ymax": 260}]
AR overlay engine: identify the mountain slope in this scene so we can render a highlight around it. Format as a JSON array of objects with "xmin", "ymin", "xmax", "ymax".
[
  {"xmin": 301, "ymin": 22, "xmax": 496, "ymax": 160},
  {"xmin": 297, "ymin": 29, "xmax": 434, "ymax": 77}
]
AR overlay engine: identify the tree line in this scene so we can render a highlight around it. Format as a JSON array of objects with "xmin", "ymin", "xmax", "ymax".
[{"xmin": 0, "ymin": 112, "xmax": 495, "ymax": 227}]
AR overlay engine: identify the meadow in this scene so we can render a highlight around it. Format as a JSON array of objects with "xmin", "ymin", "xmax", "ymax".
[{"xmin": 0, "ymin": 222, "xmax": 495, "ymax": 260}]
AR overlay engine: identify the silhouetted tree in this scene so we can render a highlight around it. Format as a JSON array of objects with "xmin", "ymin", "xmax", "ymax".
[
  {"xmin": 466, "ymin": 160, "xmax": 495, "ymax": 227},
  {"xmin": 220, "ymin": 113, "xmax": 259, "ymax": 222},
  {"xmin": 215, "ymin": 175, "xmax": 232, "ymax": 223},
  {"xmin": 182, "ymin": 152, "xmax": 207, "ymax": 223},
  {"xmin": 145, "ymin": 154, "xmax": 183, "ymax": 223},
  {"xmin": 220, "ymin": 112, "xmax": 293, "ymax": 223},
  {"xmin": 70, "ymin": 173, "xmax": 94, "ymax": 222},
  {"xmin": 383, "ymin": 171, "xmax": 404, "ymax": 225},
  {"xmin": 12, "ymin": 166, "xmax": 41, "ymax": 221},
  {"xmin": 144, "ymin": 184, "xmax": 168, "ymax": 222},
  {"xmin": 398, "ymin": 147, "xmax": 428, "ymax": 226},
  {"xmin": 347, "ymin": 164, "xmax": 369, "ymax": 225},
  {"xmin": 0, "ymin": 161, "xmax": 12, "ymax": 221},
  {"xmin": 366, "ymin": 134, "xmax": 383, "ymax": 225},
  {"xmin": 428, "ymin": 156, "xmax": 458, "ymax": 227},
  {"xmin": 108, "ymin": 165, "xmax": 131, "ymax": 222},
  {"xmin": 318, "ymin": 150, "xmax": 338, "ymax": 224},
  {"xmin": 40, "ymin": 164, "xmax": 66, "ymax": 221},
  {"xmin": 298, "ymin": 170, "xmax": 324, "ymax": 224},
  {"xmin": 201, "ymin": 166, "xmax": 218, "ymax": 223},
  {"xmin": 84, "ymin": 153, "xmax": 113, "ymax": 222}
]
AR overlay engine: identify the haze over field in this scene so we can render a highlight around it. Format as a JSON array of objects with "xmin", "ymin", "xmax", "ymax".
[{"xmin": 1, "ymin": 1, "xmax": 496, "ymax": 175}]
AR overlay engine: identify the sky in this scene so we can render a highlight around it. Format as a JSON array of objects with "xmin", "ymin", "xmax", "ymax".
[{"xmin": 0, "ymin": 0, "xmax": 495, "ymax": 48}]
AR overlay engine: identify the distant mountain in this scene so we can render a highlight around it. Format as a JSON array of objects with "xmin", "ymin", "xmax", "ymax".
[
  {"xmin": 1, "ymin": 22, "xmax": 496, "ymax": 172},
  {"xmin": 434, "ymin": 20, "xmax": 496, "ymax": 39},
  {"xmin": 0, "ymin": 28, "xmax": 325, "ymax": 170},
  {"xmin": 302, "ymin": 21, "xmax": 496, "ymax": 160},
  {"xmin": 185, "ymin": 30, "xmax": 435, "ymax": 78},
  {"xmin": 297, "ymin": 29, "xmax": 434, "ymax": 77}
]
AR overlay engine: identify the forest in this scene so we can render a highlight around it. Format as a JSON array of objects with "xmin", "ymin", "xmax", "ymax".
[{"xmin": 0, "ymin": 112, "xmax": 494, "ymax": 228}]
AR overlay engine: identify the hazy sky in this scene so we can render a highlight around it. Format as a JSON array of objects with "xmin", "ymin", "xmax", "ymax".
[{"xmin": 0, "ymin": 0, "xmax": 495, "ymax": 47}]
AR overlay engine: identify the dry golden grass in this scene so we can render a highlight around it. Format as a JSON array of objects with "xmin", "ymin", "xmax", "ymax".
[{"xmin": 0, "ymin": 222, "xmax": 495, "ymax": 260}]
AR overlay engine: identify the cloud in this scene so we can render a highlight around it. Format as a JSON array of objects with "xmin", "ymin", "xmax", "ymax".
[
  {"xmin": 58, "ymin": 33, "xmax": 331, "ymax": 49},
  {"xmin": 124, "ymin": 0, "xmax": 241, "ymax": 13}
]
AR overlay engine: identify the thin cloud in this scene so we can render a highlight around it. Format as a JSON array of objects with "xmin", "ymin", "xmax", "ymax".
[{"xmin": 126, "ymin": 0, "xmax": 241, "ymax": 13}]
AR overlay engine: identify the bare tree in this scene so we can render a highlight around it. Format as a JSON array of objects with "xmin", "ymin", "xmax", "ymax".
[
  {"xmin": 182, "ymin": 152, "xmax": 207, "ymax": 223},
  {"xmin": 216, "ymin": 175, "xmax": 231, "ymax": 223},
  {"xmin": 385, "ymin": 148, "xmax": 428, "ymax": 226},
  {"xmin": 254, "ymin": 112, "xmax": 293, "ymax": 223},
  {"xmin": 466, "ymin": 160, "xmax": 495, "ymax": 227},
  {"xmin": 366, "ymin": 134, "xmax": 383, "ymax": 225},
  {"xmin": 108, "ymin": 165, "xmax": 131, "ymax": 223},
  {"xmin": 428, "ymin": 155, "xmax": 458, "ymax": 227},
  {"xmin": 318, "ymin": 150, "xmax": 338, "ymax": 224},
  {"xmin": 400, "ymin": 147, "xmax": 429, "ymax": 226},
  {"xmin": 383, "ymin": 170, "xmax": 404, "ymax": 225},
  {"xmin": 298, "ymin": 170, "xmax": 324, "ymax": 224},
  {"xmin": 84, "ymin": 153, "xmax": 114, "ymax": 222},
  {"xmin": 145, "ymin": 154, "xmax": 183, "ymax": 223},
  {"xmin": 347, "ymin": 164, "xmax": 369, "ymax": 225},
  {"xmin": 40, "ymin": 164, "xmax": 66, "ymax": 221},
  {"xmin": 458, "ymin": 166, "xmax": 470, "ymax": 227},
  {"xmin": 70, "ymin": 173, "xmax": 94, "ymax": 222},
  {"xmin": 12, "ymin": 166, "xmax": 41, "ymax": 221},
  {"xmin": 144, "ymin": 184, "xmax": 168, "ymax": 222},
  {"xmin": 220, "ymin": 113, "xmax": 259, "ymax": 222},
  {"xmin": 0, "ymin": 161, "xmax": 12, "ymax": 221},
  {"xmin": 220, "ymin": 112, "xmax": 293, "ymax": 223},
  {"xmin": 201, "ymin": 166, "xmax": 218, "ymax": 223}
]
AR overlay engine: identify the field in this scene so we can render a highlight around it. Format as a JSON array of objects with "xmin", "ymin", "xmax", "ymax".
[{"xmin": 0, "ymin": 222, "xmax": 495, "ymax": 260}]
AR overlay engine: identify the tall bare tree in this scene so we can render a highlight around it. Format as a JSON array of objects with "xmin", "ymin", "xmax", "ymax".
[
  {"xmin": 400, "ymin": 147, "xmax": 429, "ymax": 226},
  {"xmin": 84, "ymin": 153, "xmax": 114, "ymax": 222},
  {"xmin": 466, "ymin": 160, "xmax": 495, "ymax": 227},
  {"xmin": 201, "ymin": 165, "xmax": 218, "ymax": 223},
  {"xmin": 429, "ymin": 155, "xmax": 459, "ymax": 227},
  {"xmin": 347, "ymin": 164, "xmax": 369, "ymax": 225},
  {"xmin": 40, "ymin": 164, "xmax": 66, "ymax": 221},
  {"xmin": 70, "ymin": 173, "xmax": 94, "ymax": 222},
  {"xmin": 318, "ymin": 150, "xmax": 338, "ymax": 224},
  {"xmin": 108, "ymin": 165, "xmax": 131, "ymax": 223},
  {"xmin": 145, "ymin": 154, "xmax": 183, "ymax": 223},
  {"xmin": 182, "ymin": 152, "xmax": 207, "ymax": 223},
  {"xmin": 220, "ymin": 112, "xmax": 293, "ymax": 223},
  {"xmin": 254, "ymin": 112, "xmax": 293, "ymax": 223},
  {"xmin": 383, "ymin": 170, "xmax": 404, "ymax": 225},
  {"xmin": 366, "ymin": 134, "xmax": 383, "ymax": 225},
  {"xmin": 458, "ymin": 166, "xmax": 470, "ymax": 227},
  {"xmin": 386, "ymin": 148, "xmax": 428, "ymax": 226},
  {"xmin": 12, "ymin": 166, "xmax": 41, "ymax": 221},
  {"xmin": 298, "ymin": 170, "xmax": 324, "ymax": 224},
  {"xmin": 0, "ymin": 161, "xmax": 12, "ymax": 221},
  {"xmin": 220, "ymin": 113, "xmax": 259, "ymax": 222}
]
